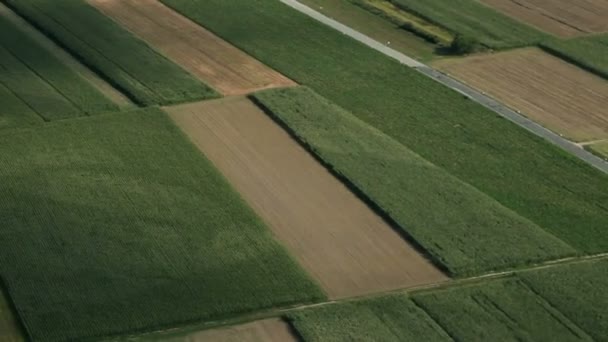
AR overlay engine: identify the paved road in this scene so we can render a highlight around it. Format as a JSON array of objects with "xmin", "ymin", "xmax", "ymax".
[{"xmin": 280, "ymin": 0, "xmax": 608, "ymax": 174}]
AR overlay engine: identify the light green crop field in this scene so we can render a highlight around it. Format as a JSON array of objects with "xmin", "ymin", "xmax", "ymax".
[
  {"xmin": 588, "ymin": 141, "xmax": 608, "ymax": 159},
  {"xmin": 288, "ymin": 296, "xmax": 451, "ymax": 341},
  {"xmin": 0, "ymin": 110, "xmax": 324, "ymax": 341},
  {"xmin": 252, "ymin": 87, "xmax": 574, "ymax": 276},
  {"xmin": 4, "ymin": 0, "xmax": 218, "ymax": 106},
  {"xmin": 542, "ymin": 35, "xmax": 608, "ymax": 80},
  {"xmin": 413, "ymin": 279, "xmax": 593, "ymax": 341},
  {"xmin": 390, "ymin": 0, "xmax": 547, "ymax": 48},
  {"xmin": 520, "ymin": 259, "xmax": 608, "ymax": 342},
  {"xmin": 162, "ymin": 0, "xmax": 608, "ymax": 255},
  {"xmin": 0, "ymin": 14, "xmax": 117, "ymax": 125}
]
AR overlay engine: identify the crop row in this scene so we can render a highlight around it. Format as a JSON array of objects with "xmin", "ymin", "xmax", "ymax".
[{"xmin": 3, "ymin": 0, "xmax": 218, "ymax": 106}]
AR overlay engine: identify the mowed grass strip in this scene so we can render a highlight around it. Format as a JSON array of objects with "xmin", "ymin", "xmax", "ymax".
[
  {"xmin": 252, "ymin": 87, "xmax": 574, "ymax": 276},
  {"xmin": 0, "ymin": 109, "xmax": 324, "ymax": 341},
  {"xmin": 519, "ymin": 259, "xmax": 608, "ymax": 342},
  {"xmin": 588, "ymin": 141, "xmax": 608, "ymax": 159},
  {"xmin": 4, "ymin": 0, "xmax": 218, "ymax": 106},
  {"xmin": 390, "ymin": 0, "xmax": 547, "ymax": 49},
  {"xmin": 412, "ymin": 278, "xmax": 593, "ymax": 341},
  {"xmin": 162, "ymin": 0, "xmax": 608, "ymax": 254},
  {"xmin": 542, "ymin": 35, "xmax": 608, "ymax": 80},
  {"xmin": 0, "ymin": 13, "xmax": 118, "ymax": 117},
  {"xmin": 288, "ymin": 296, "xmax": 452, "ymax": 341}
]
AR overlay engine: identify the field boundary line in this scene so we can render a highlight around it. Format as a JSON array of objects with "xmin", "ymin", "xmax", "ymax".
[{"xmin": 281, "ymin": 0, "xmax": 608, "ymax": 175}]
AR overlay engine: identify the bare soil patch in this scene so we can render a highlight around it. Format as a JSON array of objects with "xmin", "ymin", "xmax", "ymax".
[
  {"xmin": 166, "ymin": 96, "xmax": 447, "ymax": 299},
  {"xmin": 90, "ymin": 0, "xmax": 295, "ymax": 96},
  {"xmin": 481, "ymin": 0, "xmax": 608, "ymax": 37},
  {"xmin": 0, "ymin": 3, "xmax": 132, "ymax": 108},
  {"xmin": 435, "ymin": 48, "xmax": 608, "ymax": 142},
  {"xmin": 0, "ymin": 290, "xmax": 23, "ymax": 342},
  {"xmin": 165, "ymin": 319, "xmax": 298, "ymax": 342}
]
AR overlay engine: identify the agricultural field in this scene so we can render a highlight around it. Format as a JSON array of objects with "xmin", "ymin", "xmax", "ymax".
[
  {"xmin": 252, "ymin": 87, "xmax": 575, "ymax": 276},
  {"xmin": 542, "ymin": 34, "xmax": 608, "ymax": 80},
  {"xmin": 166, "ymin": 96, "xmax": 446, "ymax": 298},
  {"xmin": 4, "ymin": 0, "xmax": 217, "ymax": 106},
  {"xmin": 163, "ymin": 318, "xmax": 299, "ymax": 342},
  {"xmin": 90, "ymin": 0, "xmax": 295, "ymax": 96},
  {"xmin": 389, "ymin": 0, "xmax": 547, "ymax": 49},
  {"xmin": 162, "ymin": 0, "xmax": 608, "ymax": 255},
  {"xmin": 435, "ymin": 48, "xmax": 608, "ymax": 143},
  {"xmin": 481, "ymin": 0, "xmax": 608, "ymax": 37},
  {"xmin": 0, "ymin": 289, "xmax": 22, "ymax": 342},
  {"xmin": 0, "ymin": 109, "xmax": 324, "ymax": 341},
  {"xmin": 0, "ymin": 7, "xmax": 118, "ymax": 125},
  {"xmin": 588, "ymin": 141, "xmax": 608, "ymax": 159}
]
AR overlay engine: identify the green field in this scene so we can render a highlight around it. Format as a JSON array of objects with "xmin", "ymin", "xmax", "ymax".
[
  {"xmin": 542, "ymin": 35, "xmax": 608, "ymax": 80},
  {"xmin": 0, "ymin": 14, "xmax": 117, "ymax": 125},
  {"xmin": 390, "ymin": 0, "xmax": 546, "ymax": 49},
  {"xmin": 162, "ymin": 0, "xmax": 608, "ymax": 255},
  {"xmin": 413, "ymin": 279, "xmax": 592, "ymax": 341},
  {"xmin": 520, "ymin": 259, "xmax": 608, "ymax": 342},
  {"xmin": 253, "ymin": 87, "xmax": 574, "ymax": 276},
  {"xmin": 4, "ymin": 0, "xmax": 218, "ymax": 106},
  {"xmin": 0, "ymin": 110, "xmax": 324, "ymax": 341},
  {"xmin": 288, "ymin": 296, "xmax": 451, "ymax": 341},
  {"xmin": 588, "ymin": 141, "xmax": 608, "ymax": 159}
]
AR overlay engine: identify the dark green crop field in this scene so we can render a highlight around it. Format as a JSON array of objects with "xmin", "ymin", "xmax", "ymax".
[
  {"xmin": 542, "ymin": 35, "xmax": 608, "ymax": 80},
  {"xmin": 520, "ymin": 259, "xmax": 608, "ymax": 342},
  {"xmin": 0, "ymin": 110, "xmax": 324, "ymax": 341},
  {"xmin": 0, "ymin": 14, "xmax": 117, "ymax": 125},
  {"xmin": 163, "ymin": 0, "xmax": 608, "ymax": 255},
  {"xmin": 289, "ymin": 296, "xmax": 451, "ymax": 341},
  {"xmin": 253, "ymin": 87, "xmax": 574, "ymax": 276},
  {"xmin": 4, "ymin": 0, "xmax": 218, "ymax": 106}
]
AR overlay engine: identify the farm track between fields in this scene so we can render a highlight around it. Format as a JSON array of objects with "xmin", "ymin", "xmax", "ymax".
[
  {"xmin": 165, "ymin": 96, "xmax": 447, "ymax": 300},
  {"xmin": 481, "ymin": 0, "xmax": 608, "ymax": 37},
  {"xmin": 434, "ymin": 48, "xmax": 608, "ymax": 143},
  {"xmin": 133, "ymin": 252, "xmax": 608, "ymax": 340},
  {"xmin": 90, "ymin": 0, "xmax": 296, "ymax": 96},
  {"xmin": 0, "ymin": 2, "xmax": 132, "ymax": 109},
  {"xmin": 275, "ymin": 0, "xmax": 608, "ymax": 175}
]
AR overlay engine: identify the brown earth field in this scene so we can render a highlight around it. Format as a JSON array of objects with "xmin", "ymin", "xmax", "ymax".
[
  {"xmin": 0, "ymin": 2, "xmax": 132, "ymax": 108},
  {"xmin": 0, "ymin": 290, "xmax": 23, "ymax": 342},
  {"xmin": 163, "ymin": 319, "xmax": 298, "ymax": 342},
  {"xmin": 481, "ymin": 0, "xmax": 608, "ymax": 37},
  {"xmin": 90, "ymin": 0, "xmax": 295, "ymax": 96},
  {"xmin": 165, "ymin": 96, "xmax": 447, "ymax": 299},
  {"xmin": 434, "ymin": 48, "xmax": 608, "ymax": 142}
]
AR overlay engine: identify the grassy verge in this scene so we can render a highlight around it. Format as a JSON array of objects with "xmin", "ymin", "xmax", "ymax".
[
  {"xmin": 586, "ymin": 141, "xmax": 608, "ymax": 160},
  {"xmin": 0, "ymin": 109, "xmax": 324, "ymax": 341},
  {"xmin": 3, "ymin": 0, "xmax": 218, "ymax": 106},
  {"xmin": 390, "ymin": 0, "xmax": 547, "ymax": 49},
  {"xmin": 0, "ymin": 13, "xmax": 118, "ymax": 118},
  {"xmin": 252, "ymin": 87, "xmax": 574, "ymax": 276},
  {"xmin": 162, "ymin": 0, "xmax": 608, "ymax": 254},
  {"xmin": 288, "ymin": 296, "xmax": 451, "ymax": 341},
  {"xmin": 541, "ymin": 35, "xmax": 608, "ymax": 80},
  {"xmin": 519, "ymin": 259, "xmax": 608, "ymax": 342}
]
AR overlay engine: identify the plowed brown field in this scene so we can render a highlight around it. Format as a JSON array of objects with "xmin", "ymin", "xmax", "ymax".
[
  {"xmin": 481, "ymin": 0, "xmax": 608, "ymax": 37},
  {"xmin": 165, "ymin": 319, "xmax": 298, "ymax": 342},
  {"xmin": 0, "ymin": 290, "xmax": 22, "ymax": 342},
  {"xmin": 90, "ymin": 0, "xmax": 295, "ymax": 95},
  {"xmin": 435, "ymin": 48, "xmax": 608, "ymax": 142},
  {"xmin": 166, "ymin": 96, "xmax": 447, "ymax": 299}
]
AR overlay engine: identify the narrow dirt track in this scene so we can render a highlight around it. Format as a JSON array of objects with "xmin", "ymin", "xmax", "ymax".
[
  {"xmin": 481, "ymin": 0, "xmax": 608, "ymax": 37},
  {"xmin": 165, "ymin": 319, "xmax": 298, "ymax": 342},
  {"xmin": 90, "ymin": 0, "xmax": 295, "ymax": 96},
  {"xmin": 435, "ymin": 48, "xmax": 608, "ymax": 142},
  {"xmin": 166, "ymin": 96, "xmax": 447, "ymax": 299}
]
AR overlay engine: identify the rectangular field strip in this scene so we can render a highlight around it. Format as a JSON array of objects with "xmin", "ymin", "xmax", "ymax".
[
  {"xmin": 0, "ymin": 110, "xmax": 324, "ymax": 341},
  {"xmin": 162, "ymin": 0, "xmax": 608, "ymax": 255},
  {"xmin": 167, "ymin": 96, "xmax": 447, "ymax": 298},
  {"xmin": 4, "ymin": 0, "xmax": 218, "ymax": 106}
]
